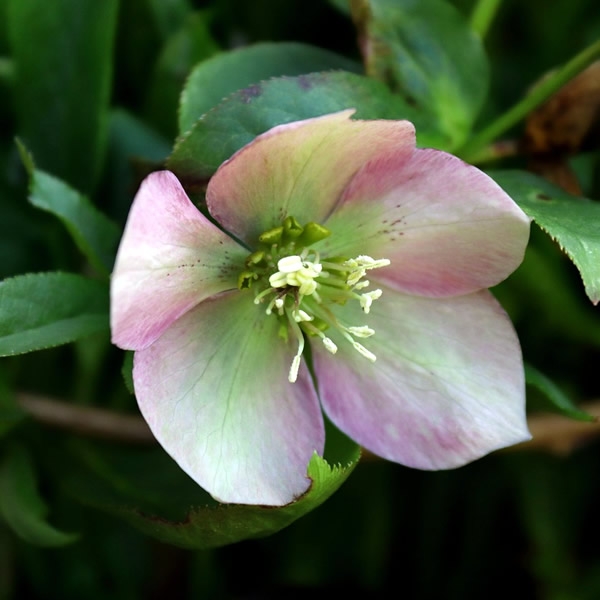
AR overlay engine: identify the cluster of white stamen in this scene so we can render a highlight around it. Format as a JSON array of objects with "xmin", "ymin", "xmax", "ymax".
[
  {"xmin": 341, "ymin": 257, "xmax": 389, "ymax": 313},
  {"xmin": 248, "ymin": 242, "xmax": 390, "ymax": 382}
]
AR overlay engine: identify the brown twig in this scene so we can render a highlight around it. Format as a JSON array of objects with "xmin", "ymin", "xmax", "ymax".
[
  {"xmin": 16, "ymin": 393, "xmax": 600, "ymax": 456},
  {"xmin": 513, "ymin": 400, "xmax": 600, "ymax": 455},
  {"xmin": 16, "ymin": 393, "xmax": 154, "ymax": 444}
]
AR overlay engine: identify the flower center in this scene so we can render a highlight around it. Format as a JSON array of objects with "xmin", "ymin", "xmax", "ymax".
[{"xmin": 238, "ymin": 216, "xmax": 390, "ymax": 383}]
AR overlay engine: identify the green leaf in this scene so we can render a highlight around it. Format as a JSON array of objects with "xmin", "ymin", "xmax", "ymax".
[
  {"xmin": 0, "ymin": 444, "xmax": 78, "ymax": 547},
  {"xmin": 0, "ymin": 272, "xmax": 109, "ymax": 357},
  {"xmin": 525, "ymin": 364, "xmax": 595, "ymax": 422},
  {"xmin": 18, "ymin": 144, "xmax": 120, "ymax": 276},
  {"xmin": 169, "ymin": 71, "xmax": 444, "ymax": 183},
  {"xmin": 7, "ymin": 0, "xmax": 118, "ymax": 192},
  {"xmin": 493, "ymin": 228, "xmax": 600, "ymax": 349},
  {"xmin": 491, "ymin": 170, "xmax": 600, "ymax": 305},
  {"xmin": 63, "ymin": 438, "xmax": 360, "ymax": 549},
  {"xmin": 351, "ymin": 0, "xmax": 489, "ymax": 149},
  {"xmin": 124, "ymin": 452, "xmax": 360, "ymax": 549},
  {"xmin": 178, "ymin": 42, "xmax": 361, "ymax": 135}
]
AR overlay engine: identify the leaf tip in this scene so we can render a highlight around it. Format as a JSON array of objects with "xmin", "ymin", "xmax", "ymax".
[{"xmin": 15, "ymin": 137, "xmax": 35, "ymax": 178}]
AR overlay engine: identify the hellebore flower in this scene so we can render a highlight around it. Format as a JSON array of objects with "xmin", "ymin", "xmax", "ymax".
[{"xmin": 111, "ymin": 110, "xmax": 531, "ymax": 506}]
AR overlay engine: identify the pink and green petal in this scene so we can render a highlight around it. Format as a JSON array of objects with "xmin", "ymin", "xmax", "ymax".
[
  {"xmin": 111, "ymin": 171, "xmax": 247, "ymax": 351},
  {"xmin": 206, "ymin": 111, "xmax": 416, "ymax": 246},
  {"xmin": 320, "ymin": 149, "xmax": 530, "ymax": 297},
  {"xmin": 312, "ymin": 287, "xmax": 529, "ymax": 469},
  {"xmin": 133, "ymin": 290, "xmax": 325, "ymax": 506}
]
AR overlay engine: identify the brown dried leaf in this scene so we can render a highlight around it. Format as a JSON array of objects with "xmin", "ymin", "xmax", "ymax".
[
  {"xmin": 523, "ymin": 61, "xmax": 600, "ymax": 194},
  {"xmin": 524, "ymin": 60, "xmax": 600, "ymax": 155}
]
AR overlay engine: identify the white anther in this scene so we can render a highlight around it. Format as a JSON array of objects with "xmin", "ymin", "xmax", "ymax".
[
  {"xmin": 360, "ymin": 289, "xmax": 382, "ymax": 313},
  {"xmin": 288, "ymin": 355, "xmax": 302, "ymax": 383},
  {"xmin": 274, "ymin": 297, "xmax": 285, "ymax": 315},
  {"xmin": 294, "ymin": 309, "xmax": 313, "ymax": 322},
  {"xmin": 286, "ymin": 312, "xmax": 306, "ymax": 384},
  {"xmin": 295, "ymin": 268, "xmax": 314, "ymax": 283},
  {"xmin": 277, "ymin": 255, "xmax": 304, "ymax": 273},
  {"xmin": 352, "ymin": 280, "xmax": 370, "ymax": 290},
  {"xmin": 352, "ymin": 342, "xmax": 376, "ymax": 362},
  {"xmin": 360, "ymin": 296, "xmax": 371, "ymax": 313},
  {"xmin": 269, "ymin": 271, "xmax": 289, "ymax": 288},
  {"xmin": 303, "ymin": 262, "xmax": 322, "ymax": 277},
  {"xmin": 346, "ymin": 326, "xmax": 375, "ymax": 338},
  {"xmin": 354, "ymin": 255, "xmax": 391, "ymax": 269},
  {"xmin": 298, "ymin": 278, "xmax": 317, "ymax": 296},
  {"xmin": 347, "ymin": 269, "xmax": 367, "ymax": 287},
  {"xmin": 270, "ymin": 256, "xmax": 322, "ymax": 295},
  {"xmin": 322, "ymin": 337, "xmax": 338, "ymax": 354}
]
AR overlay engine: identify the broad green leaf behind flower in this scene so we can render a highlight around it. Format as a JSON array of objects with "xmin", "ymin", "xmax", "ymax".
[
  {"xmin": 168, "ymin": 72, "xmax": 447, "ymax": 184},
  {"xmin": 179, "ymin": 42, "xmax": 360, "ymax": 135},
  {"xmin": 351, "ymin": 0, "xmax": 489, "ymax": 150},
  {"xmin": 18, "ymin": 144, "xmax": 120, "ymax": 277},
  {"xmin": 0, "ymin": 273, "xmax": 108, "ymax": 356},
  {"xmin": 119, "ymin": 453, "xmax": 359, "ymax": 549},
  {"xmin": 61, "ymin": 440, "xmax": 359, "ymax": 549},
  {"xmin": 491, "ymin": 170, "xmax": 600, "ymax": 305}
]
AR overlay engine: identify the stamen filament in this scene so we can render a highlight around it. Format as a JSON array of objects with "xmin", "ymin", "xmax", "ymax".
[
  {"xmin": 303, "ymin": 298, "xmax": 378, "ymax": 362},
  {"xmin": 286, "ymin": 308, "xmax": 306, "ymax": 383},
  {"xmin": 254, "ymin": 287, "xmax": 275, "ymax": 305},
  {"xmin": 302, "ymin": 322, "xmax": 338, "ymax": 354},
  {"xmin": 315, "ymin": 277, "xmax": 349, "ymax": 290}
]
